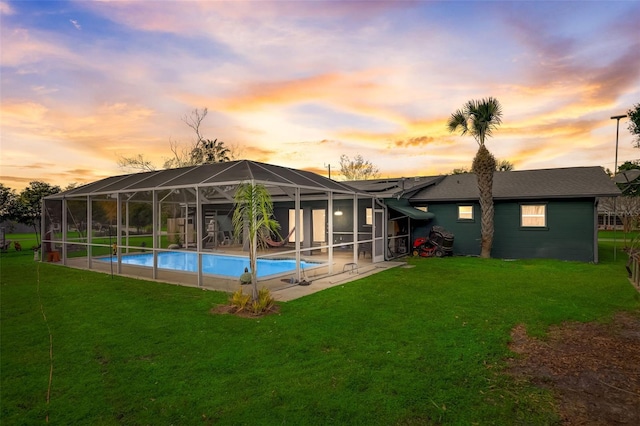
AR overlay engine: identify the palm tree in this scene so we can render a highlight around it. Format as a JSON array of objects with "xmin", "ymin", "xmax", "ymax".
[
  {"xmin": 232, "ymin": 182, "xmax": 281, "ymax": 301},
  {"xmin": 190, "ymin": 138, "xmax": 231, "ymax": 165},
  {"xmin": 448, "ymin": 97, "xmax": 503, "ymax": 258}
]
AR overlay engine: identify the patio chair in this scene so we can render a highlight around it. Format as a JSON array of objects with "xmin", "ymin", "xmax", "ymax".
[
  {"xmin": 358, "ymin": 242, "xmax": 371, "ymax": 259},
  {"xmin": 220, "ymin": 231, "xmax": 232, "ymax": 246}
]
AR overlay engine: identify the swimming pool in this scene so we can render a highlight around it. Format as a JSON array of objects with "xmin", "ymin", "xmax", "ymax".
[{"xmin": 97, "ymin": 251, "xmax": 323, "ymax": 279}]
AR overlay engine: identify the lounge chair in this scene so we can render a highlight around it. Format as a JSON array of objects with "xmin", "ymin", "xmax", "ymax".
[{"xmin": 264, "ymin": 228, "xmax": 296, "ymax": 248}]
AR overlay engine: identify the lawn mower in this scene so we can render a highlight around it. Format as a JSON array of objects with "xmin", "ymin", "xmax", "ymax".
[{"xmin": 412, "ymin": 226, "xmax": 454, "ymax": 257}]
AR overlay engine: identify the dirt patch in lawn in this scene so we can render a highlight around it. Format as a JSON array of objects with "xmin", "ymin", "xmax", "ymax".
[{"xmin": 507, "ymin": 312, "xmax": 640, "ymax": 425}]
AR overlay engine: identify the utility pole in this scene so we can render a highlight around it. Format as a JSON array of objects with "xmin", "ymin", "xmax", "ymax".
[{"xmin": 611, "ymin": 114, "xmax": 628, "ymax": 261}]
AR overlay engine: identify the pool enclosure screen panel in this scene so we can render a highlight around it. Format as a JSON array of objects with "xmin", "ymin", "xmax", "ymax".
[{"xmin": 373, "ymin": 209, "xmax": 385, "ymax": 262}]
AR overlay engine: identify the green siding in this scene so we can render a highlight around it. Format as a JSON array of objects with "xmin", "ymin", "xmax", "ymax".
[
  {"xmin": 421, "ymin": 199, "xmax": 596, "ymax": 262},
  {"xmin": 491, "ymin": 199, "xmax": 595, "ymax": 262},
  {"xmin": 416, "ymin": 203, "xmax": 481, "ymax": 255}
]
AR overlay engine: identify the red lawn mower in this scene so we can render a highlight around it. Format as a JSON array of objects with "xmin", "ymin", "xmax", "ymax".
[{"xmin": 412, "ymin": 226, "xmax": 454, "ymax": 257}]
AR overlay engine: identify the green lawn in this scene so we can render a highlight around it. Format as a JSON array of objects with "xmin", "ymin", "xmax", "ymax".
[
  {"xmin": 598, "ymin": 229, "xmax": 639, "ymax": 242},
  {"xmin": 1, "ymin": 241, "xmax": 638, "ymax": 425},
  {"xmin": 3, "ymin": 232, "xmax": 178, "ymax": 258}
]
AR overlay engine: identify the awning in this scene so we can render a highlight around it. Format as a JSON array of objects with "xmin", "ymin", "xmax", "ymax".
[{"xmin": 384, "ymin": 198, "xmax": 435, "ymax": 220}]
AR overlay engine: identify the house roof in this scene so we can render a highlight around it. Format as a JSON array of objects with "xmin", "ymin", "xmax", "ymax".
[
  {"xmin": 48, "ymin": 162, "xmax": 621, "ymax": 205},
  {"xmin": 410, "ymin": 166, "xmax": 621, "ymax": 202},
  {"xmin": 345, "ymin": 176, "xmax": 443, "ymax": 198},
  {"xmin": 47, "ymin": 160, "xmax": 363, "ymax": 201}
]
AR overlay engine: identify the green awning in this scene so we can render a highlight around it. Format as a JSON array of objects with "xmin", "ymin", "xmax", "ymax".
[{"xmin": 384, "ymin": 198, "xmax": 435, "ymax": 220}]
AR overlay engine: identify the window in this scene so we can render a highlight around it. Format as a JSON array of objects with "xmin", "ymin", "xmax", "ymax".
[
  {"xmin": 458, "ymin": 205, "xmax": 473, "ymax": 220},
  {"xmin": 416, "ymin": 206, "xmax": 428, "ymax": 212},
  {"xmin": 521, "ymin": 204, "xmax": 546, "ymax": 227},
  {"xmin": 312, "ymin": 209, "xmax": 326, "ymax": 243},
  {"xmin": 365, "ymin": 207, "xmax": 373, "ymax": 225}
]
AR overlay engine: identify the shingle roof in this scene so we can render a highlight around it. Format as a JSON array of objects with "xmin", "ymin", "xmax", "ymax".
[
  {"xmin": 345, "ymin": 176, "xmax": 442, "ymax": 198},
  {"xmin": 47, "ymin": 160, "xmax": 362, "ymax": 199},
  {"xmin": 410, "ymin": 167, "xmax": 621, "ymax": 202},
  {"xmin": 48, "ymin": 162, "xmax": 621, "ymax": 203}
]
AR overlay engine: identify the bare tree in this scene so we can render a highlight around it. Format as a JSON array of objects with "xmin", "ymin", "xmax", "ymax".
[
  {"xmin": 162, "ymin": 139, "xmax": 192, "ymax": 169},
  {"xmin": 182, "ymin": 107, "xmax": 208, "ymax": 144},
  {"xmin": 339, "ymin": 154, "xmax": 380, "ymax": 180},
  {"xmin": 117, "ymin": 107, "xmax": 236, "ymax": 171},
  {"xmin": 117, "ymin": 154, "xmax": 157, "ymax": 172},
  {"xmin": 599, "ymin": 196, "xmax": 640, "ymax": 240}
]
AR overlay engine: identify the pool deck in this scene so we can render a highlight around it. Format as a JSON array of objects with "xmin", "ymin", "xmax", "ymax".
[
  {"xmin": 271, "ymin": 260, "xmax": 405, "ymax": 301},
  {"xmin": 60, "ymin": 248, "xmax": 407, "ymax": 301}
]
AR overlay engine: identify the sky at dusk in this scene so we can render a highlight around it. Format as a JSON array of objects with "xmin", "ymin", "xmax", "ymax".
[{"xmin": 1, "ymin": 0, "xmax": 639, "ymax": 191}]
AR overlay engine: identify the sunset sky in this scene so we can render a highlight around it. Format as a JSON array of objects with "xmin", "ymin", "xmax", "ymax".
[{"xmin": 1, "ymin": 0, "xmax": 639, "ymax": 191}]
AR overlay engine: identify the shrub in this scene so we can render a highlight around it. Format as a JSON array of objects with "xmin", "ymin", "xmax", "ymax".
[
  {"xmin": 229, "ymin": 287, "xmax": 251, "ymax": 312},
  {"xmin": 250, "ymin": 287, "xmax": 275, "ymax": 314}
]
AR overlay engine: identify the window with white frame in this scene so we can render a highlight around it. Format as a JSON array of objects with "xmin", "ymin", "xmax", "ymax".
[
  {"xmin": 521, "ymin": 204, "xmax": 546, "ymax": 227},
  {"xmin": 458, "ymin": 205, "xmax": 473, "ymax": 220},
  {"xmin": 365, "ymin": 207, "xmax": 373, "ymax": 225}
]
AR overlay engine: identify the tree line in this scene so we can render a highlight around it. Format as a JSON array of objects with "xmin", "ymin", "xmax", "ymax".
[{"xmin": 1, "ymin": 181, "xmax": 62, "ymax": 246}]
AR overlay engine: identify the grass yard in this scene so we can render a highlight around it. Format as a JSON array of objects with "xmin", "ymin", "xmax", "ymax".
[
  {"xmin": 1, "ymin": 241, "xmax": 639, "ymax": 424},
  {"xmin": 598, "ymin": 229, "xmax": 639, "ymax": 242}
]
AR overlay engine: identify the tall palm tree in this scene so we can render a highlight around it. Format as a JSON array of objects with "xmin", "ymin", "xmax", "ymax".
[
  {"xmin": 448, "ymin": 97, "xmax": 503, "ymax": 258},
  {"xmin": 232, "ymin": 182, "xmax": 280, "ymax": 301}
]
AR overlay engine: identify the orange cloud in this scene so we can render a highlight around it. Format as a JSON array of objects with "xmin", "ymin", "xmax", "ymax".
[
  {"xmin": 0, "ymin": 175, "xmax": 36, "ymax": 184},
  {"xmin": 243, "ymin": 145, "xmax": 277, "ymax": 163},
  {"xmin": 300, "ymin": 165, "xmax": 329, "ymax": 177},
  {"xmin": 1, "ymin": 162, "xmax": 55, "ymax": 170},
  {"xmin": 221, "ymin": 73, "xmax": 354, "ymax": 111},
  {"xmin": 394, "ymin": 136, "xmax": 435, "ymax": 148}
]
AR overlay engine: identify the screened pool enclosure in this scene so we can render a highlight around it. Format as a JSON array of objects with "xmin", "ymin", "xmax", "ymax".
[{"xmin": 42, "ymin": 161, "xmax": 386, "ymax": 290}]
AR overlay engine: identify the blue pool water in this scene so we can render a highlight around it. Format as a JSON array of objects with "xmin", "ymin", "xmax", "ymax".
[{"xmin": 98, "ymin": 252, "xmax": 321, "ymax": 278}]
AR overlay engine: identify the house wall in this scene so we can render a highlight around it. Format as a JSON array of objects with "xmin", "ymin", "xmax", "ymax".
[
  {"xmin": 416, "ymin": 199, "xmax": 596, "ymax": 262},
  {"xmin": 413, "ymin": 203, "xmax": 480, "ymax": 255},
  {"xmin": 275, "ymin": 199, "xmax": 374, "ymax": 244}
]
